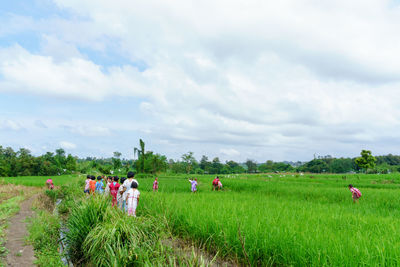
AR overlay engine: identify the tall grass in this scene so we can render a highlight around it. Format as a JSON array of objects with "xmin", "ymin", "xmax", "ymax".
[
  {"xmin": 83, "ymin": 214, "xmax": 162, "ymax": 266},
  {"xmin": 65, "ymin": 196, "xmax": 110, "ymax": 264},
  {"xmin": 139, "ymin": 173, "xmax": 400, "ymax": 266}
]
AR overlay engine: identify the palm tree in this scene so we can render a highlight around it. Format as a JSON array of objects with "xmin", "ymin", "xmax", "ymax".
[{"xmin": 134, "ymin": 139, "xmax": 146, "ymax": 173}]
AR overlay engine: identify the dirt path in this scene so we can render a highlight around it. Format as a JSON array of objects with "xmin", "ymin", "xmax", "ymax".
[{"xmin": 4, "ymin": 196, "xmax": 36, "ymax": 267}]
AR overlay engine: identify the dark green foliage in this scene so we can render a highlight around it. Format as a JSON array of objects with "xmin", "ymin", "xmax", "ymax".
[
  {"xmin": 245, "ymin": 159, "xmax": 258, "ymax": 173},
  {"xmin": 355, "ymin": 150, "xmax": 377, "ymax": 172},
  {"xmin": 259, "ymin": 160, "xmax": 294, "ymax": 173},
  {"xmin": 299, "ymin": 159, "xmax": 329, "ymax": 173},
  {"xmin": 0, "ymin": 146, "xmax": 77, "ymax": 177},
  {"xmin": 98, "ymin": 165, "xmax": 112, "ymax": 174}
]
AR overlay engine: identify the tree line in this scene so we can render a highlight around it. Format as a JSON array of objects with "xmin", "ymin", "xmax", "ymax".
[
  {"xmin": 0, "ymin": 141, "xmax": 398, "ymax": 177},
  {"xmin": 0, "ymin": 146, "xmax": 77, "ymax": 177}
]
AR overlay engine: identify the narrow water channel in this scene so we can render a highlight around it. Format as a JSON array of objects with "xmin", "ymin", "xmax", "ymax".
[{"xmin": 55, "ymin": 199, "xmax": 73, "ymax": 266}]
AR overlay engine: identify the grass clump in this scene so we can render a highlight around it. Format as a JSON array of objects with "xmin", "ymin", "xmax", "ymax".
[
  {"xmin": 27, "ymin": 210, "xmax": 63, "ymax": 267},
  {"xmin": 65, "ymin": 196, "xmax": 109, "ymax": 264},
  {"xmin": 83, "ymin": 215, "xmax": 162, "ymax": 266},
  {"xmin": 65, "ymin": 193, "xmax": 204, "ymax": 266}
]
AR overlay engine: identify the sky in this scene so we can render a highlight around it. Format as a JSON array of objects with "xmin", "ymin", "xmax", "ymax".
[{"xmin": 1, "ymin": 0, "xmax": 400, "ymax": 162}]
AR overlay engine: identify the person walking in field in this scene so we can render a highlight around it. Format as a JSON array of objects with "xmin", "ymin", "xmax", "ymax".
[
  {"xmin": 126, "ymin": 181, "xmax": 140, "ymax": 217},
  {"xmin": 189, "ymin": 178, "xmax": 198, "ymax": 193},
  {"xmin": 109, "ymin": 176, "xmax": 120, "ymax": 207},
  {"xmin": 84, "ymin": 175, "xmax": 91, "ymax": 194},
  {"xmin": 121, "ymin": 172, "xmax": 139, "ymax": 212},
  {"xmin": 153, "ymin": 177, "xmax": 159, "ymax": 192},
  {"xmin": 117, "ymin": 177, "xmax": 126, "ymax": 210},
  {"xmin": 46, "ymin": 178, "xmax": 54, "ymax": 190},
  {"xmin": 95, "ymin": 176, "xmax": 104, "ymax": 194},
  {"xmin": 348, "ymin": 184, "xmax": 362, "ymax": 203},
  {"xmin": 89, "ymin": 175, "xmax": 96, "ymax": 194}
]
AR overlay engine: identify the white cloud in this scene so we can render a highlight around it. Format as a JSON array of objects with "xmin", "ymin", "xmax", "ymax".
[
  {"xmin": 0, "ymin": 120, "xmax": 24, "ymax": 131},
  {"xmin": 69, "ymin": 125, "xmax": 111, "ymax": 137},
  {"xmin": 220, "ymin": 148, "xmax": 240, "ymax": 157},
  {"xmin": 1, "ymin": 0, "xmax": 400, "ymax": 160},
  {"xmin": 34, "ymin": 120, "xmax": 47, "ymax": 129},
  {"xmin": 59, "ymin": 141, "xmax": 77, "ymax": 149}
]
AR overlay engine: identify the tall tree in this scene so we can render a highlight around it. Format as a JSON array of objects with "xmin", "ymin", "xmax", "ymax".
[
  {"xmin": 181, "ymin": 152, "xmax": 197, "ymax": 174},
  {"xmin": 113, "ymin": 151, "xmax": 122, "ymax": 158},
  {"xmin": 245, "ymin": 159, "xmax": 258, "ymax": 173},
  {"xmin": 355, "ymin": 150, "xmax": 376, "ymax": 173},
  {"xmin": 112, "ymin": 151, "xmax": 122, "ymax": 170}
]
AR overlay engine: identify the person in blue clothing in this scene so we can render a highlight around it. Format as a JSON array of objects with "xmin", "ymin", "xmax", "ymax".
[{"xmin": 95, "ymin": 176, "xmax": 104, "ymax": 194}]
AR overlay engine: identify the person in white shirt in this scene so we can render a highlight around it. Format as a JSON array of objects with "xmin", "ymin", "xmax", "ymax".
[
  {"xmin": 126, "ymin": 181, "xmax": 140, "ymax": 217},
  {"xmin": 121, "ymin": 171, "xmax": 139, "ymax": 212}
]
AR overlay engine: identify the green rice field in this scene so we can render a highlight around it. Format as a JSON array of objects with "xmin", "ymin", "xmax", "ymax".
[
  {"xmin": 3, "ymin": 173, "xmax": 400, "ymax": 266},
  {"xmin": 138, "ymin": 173, "xmax": 400, "ymax": 266},
  {"xmin": 0, "ymin": 174, "xmax": 83, "ymax": 187}
]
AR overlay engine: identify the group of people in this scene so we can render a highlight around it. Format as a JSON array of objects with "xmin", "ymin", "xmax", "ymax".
[
  {"xmin": 189, "ymin": 177, "xmax": 360, "ymax": 204},
  {"xmin": 78, "ymin": 173, "xmax": 361, "ymax": 218},
  {"xmin": 187, "ymin": 176, "xmax": 224, "ymax": 193},
  {"xmin": 84, "ymin": 171, "xmax": 142, "ymax": 217}
]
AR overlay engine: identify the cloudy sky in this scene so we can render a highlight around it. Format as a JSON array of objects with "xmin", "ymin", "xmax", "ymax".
[{"xmin": 1, "ymin": 0, "xmax": 400, "ymax": 162}]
